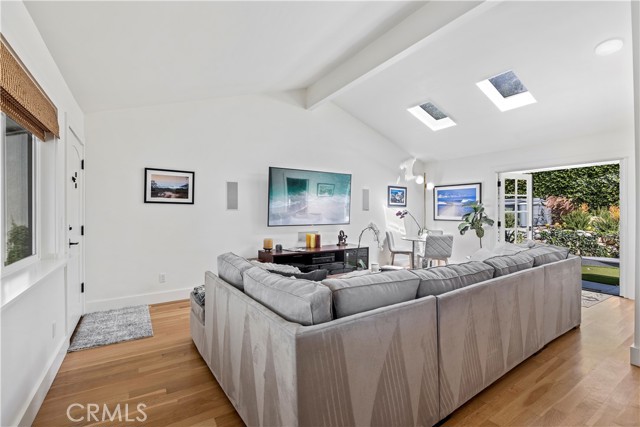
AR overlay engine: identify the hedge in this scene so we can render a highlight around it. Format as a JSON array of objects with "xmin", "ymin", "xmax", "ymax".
[{"xmin": 504, "ymin": 164, "xmax": 619, "ymax": 209}]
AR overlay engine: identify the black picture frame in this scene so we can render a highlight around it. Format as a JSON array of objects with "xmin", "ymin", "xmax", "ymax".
[
  {"xmin": 387, "ymin": 185, "xmax": 407, "ymax": 207},
  {"xmin": 317, "ymin": 183, "xmax": 335, "ymax": 197},
  {"xmin": 144, "ymin": 168, "xmax": 195, "ymax": 204},
  {"xmin": 433, "ymin": 182, "xmax": 482, "ymax": 221}
]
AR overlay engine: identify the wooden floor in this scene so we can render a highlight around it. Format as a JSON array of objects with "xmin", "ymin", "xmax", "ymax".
[{"xmin": 34, "ymin": 297, "xmax": 639, "ymax": 427}]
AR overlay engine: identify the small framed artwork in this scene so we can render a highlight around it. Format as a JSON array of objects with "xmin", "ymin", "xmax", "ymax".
[
  {"xmin": 317, "ymin": 183, "xmax": 335, "ymax": 197},
  {"xmin": 144, "ymin": 168, "xmax": 195, "ymax": 204},
  {"xmin": 387, "ymin": 186, "xmax": 407, "ymax": 207},
  {"xmin": 433, "ymin": 183, "xmax": 481, "ymax": 221}
]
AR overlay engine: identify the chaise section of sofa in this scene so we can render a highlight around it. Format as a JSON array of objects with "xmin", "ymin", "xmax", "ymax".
[
  {"xmin": 436, "ymin": 255, "xmax": 581, "ymax": 419},
  {"xmin": 204, "ymin": 270, "xmax": 440, "ymax": 427}
]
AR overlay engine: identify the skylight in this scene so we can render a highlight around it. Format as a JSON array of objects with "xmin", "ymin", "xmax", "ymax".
[
  {"xmin": 407, "ymin": 101, "xmax": 456, "ymax": 131},
  {"xmin": 476, "ymin": 70, "xmax": 536, "ymax": 112}
]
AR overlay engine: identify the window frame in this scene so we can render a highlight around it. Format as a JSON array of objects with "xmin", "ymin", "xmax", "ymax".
[{"xmin": 1, "ymin": 112, "xmax": 40, "ymax": 277}]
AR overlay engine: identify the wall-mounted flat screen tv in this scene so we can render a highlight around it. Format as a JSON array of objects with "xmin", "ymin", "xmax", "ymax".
[{"xmin": 268, "ymin": 167, "xmax": 351, "ymax": 226}]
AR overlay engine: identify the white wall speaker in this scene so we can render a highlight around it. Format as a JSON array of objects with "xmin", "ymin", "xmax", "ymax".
[
  {"xmin": 227, "ymin": 182, "xmax": 238, "ymax": 210},
  {"xmin": 362, "ymin": 188, "xmax": 370, "ymax": 211}
]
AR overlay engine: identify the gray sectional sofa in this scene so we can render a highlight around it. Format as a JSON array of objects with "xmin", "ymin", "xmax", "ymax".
[{"xmin": 190, "ymin": 245, "xmax": 581, "ymax": 426}]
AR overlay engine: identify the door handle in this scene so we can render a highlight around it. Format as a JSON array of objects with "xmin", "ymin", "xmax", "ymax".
[{"xmin": 69, "ymin": 240, "xmax": 80, "ymax": 247}]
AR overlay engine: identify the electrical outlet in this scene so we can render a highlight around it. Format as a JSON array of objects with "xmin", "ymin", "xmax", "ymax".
[
  {"xmin": 159, "ymin": 273, "xmax": 166, "ymax": 283},
  {"xmin": 52, "ymin": 322, "xmax": 56, "ymax": 338}
]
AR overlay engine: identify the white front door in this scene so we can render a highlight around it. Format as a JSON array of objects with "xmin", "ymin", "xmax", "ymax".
[
  {"xmin": 66, "ymin": 128, "xmax": 84, "ymax": 335},
  {"xmin": 498, "ymin": 173, "xmax": 533, "ymax": 243}
]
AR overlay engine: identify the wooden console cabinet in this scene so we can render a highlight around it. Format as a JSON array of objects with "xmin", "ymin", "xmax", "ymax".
[{"xmin": 258, "ymin": 244, "xmax": 369, "ymax": 274}]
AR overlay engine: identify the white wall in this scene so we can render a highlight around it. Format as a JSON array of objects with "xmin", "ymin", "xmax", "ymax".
[
  {"xmin": 423, "ymin": 128, "xmax": 636, "ymax": 299},
  {"xmin": 0, "ymin": 1, "xmax": 86, "ymax": 425},
  {"xmin": 84, "ymin": 91, "xmax": 419, "ymax": 310}
]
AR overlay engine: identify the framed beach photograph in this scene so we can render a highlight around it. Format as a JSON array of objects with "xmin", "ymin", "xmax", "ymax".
[
  {"xmin": 144, "ymin": 168, "xmax": 195, "ymax": 204},
  {"xmin": 433, "ymin": 183, "xmax": 481, "ymax": 221},
  {"xmin": 317, "ymin": 183, "xmax": 335, "ymax": 197},
  {"xmin": 387, "ymin": 186, "xmax": 407, "ymax": 207}
]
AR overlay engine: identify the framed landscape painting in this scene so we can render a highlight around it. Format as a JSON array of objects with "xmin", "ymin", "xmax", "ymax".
[
  {"xmin": 144, "ymin": 168, "xmax": 194, "ymax": 204},
  {"xmin": 387, "ymin": 186, "xmax": 407, "ymax": 207},
  {"xmin": 433, "ymin": 183, "xmax": 481, "ymax": 220}
]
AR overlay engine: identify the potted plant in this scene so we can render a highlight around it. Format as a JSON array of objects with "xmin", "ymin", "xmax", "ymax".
[{"xmin": 458, "ymin": 203, "xmax": 494, "ymax": 248}]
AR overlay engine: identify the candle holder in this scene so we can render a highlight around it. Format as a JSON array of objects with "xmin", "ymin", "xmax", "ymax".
[{"xmin": 263, "ymin": 238, "xmax": 274, "ymax": 252}]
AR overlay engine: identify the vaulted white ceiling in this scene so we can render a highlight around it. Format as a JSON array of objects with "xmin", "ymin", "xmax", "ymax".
[
  {"xmin": 331, "ymin": 1, "xmax": 634, "ymax": 161},
  {"xmin": 24, "ymin": 0, "xmax": 421, "ymax": 112},
  {"xmin": 23, "ymin": 1, "xmax": 634, "ymax": 161}
]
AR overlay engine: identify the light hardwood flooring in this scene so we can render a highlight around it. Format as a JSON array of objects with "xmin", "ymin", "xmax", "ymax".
[{"xmin": 34, "ymin": 297, "xmax": 638, "ymax": 427}]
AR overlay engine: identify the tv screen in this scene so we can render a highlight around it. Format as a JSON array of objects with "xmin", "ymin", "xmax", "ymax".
[{"xmin": 268, "ymin": 167, "xmax": 351, "ymax": 226}]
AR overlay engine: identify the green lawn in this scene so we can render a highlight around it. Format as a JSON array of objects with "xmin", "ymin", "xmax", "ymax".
[{"xmin": 581, "ymin": 265, "xmax": 620, "ymax": 286}]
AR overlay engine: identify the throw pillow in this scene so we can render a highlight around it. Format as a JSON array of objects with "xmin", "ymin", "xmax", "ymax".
[{"xmin": 267, "ymin": 268, "xmax": 328, "ymax": 282}]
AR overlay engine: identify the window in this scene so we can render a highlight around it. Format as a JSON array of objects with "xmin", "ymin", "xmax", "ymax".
[
  {"xmin": 407, "ymin": 101, "xmax": 457, "ymax": 131},
  {"xmin": 476, "ymin": 70, "xmax": 537, "ymax": 112},
  {"xmin": 2, "ymin": 113, "xmax": 36, "ymax": 268}
]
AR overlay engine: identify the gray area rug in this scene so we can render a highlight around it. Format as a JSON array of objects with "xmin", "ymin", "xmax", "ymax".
[
  {"xmin": 581, "ymin": 290, "xmax": 613, "ymax": 308},
  {"xmin": 68, "ymin": 305, "xmax": 153, "ymax": 352}
]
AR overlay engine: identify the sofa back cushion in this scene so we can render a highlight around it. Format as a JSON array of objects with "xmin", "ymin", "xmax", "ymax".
[
  {"xmin": 524, "ymin": 245, "xmax": 570, "ymax": 266},
  {"xmin": 243, "ymin": 267, "xmax": 332, "ymax": 326},
  {"xmin": 483, "ymin": 253, "xmax": 534, "ymax": 277},
  {"xmin": 322, "ymin": 270, "xmax": 419, "ymax": 318},
  {"xmin": 412, "ymin": 266, "xmax": 462, "ymax": 297},
  {"xmin": 448, "ymin": 261, "xmax": 496, "ymax": 286},
  {"xmin": 217, "ymin": 252, "xmax": 254, "ymax": 290}
]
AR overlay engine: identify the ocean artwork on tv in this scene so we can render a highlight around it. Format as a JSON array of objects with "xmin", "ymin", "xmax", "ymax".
[
  {"xmin": 268, "ymin": 167, "xmax": 351, "ymax": 226},
  {"xmin": 433, "ymin": 183, "xmax": 481, "ymax": 221}
]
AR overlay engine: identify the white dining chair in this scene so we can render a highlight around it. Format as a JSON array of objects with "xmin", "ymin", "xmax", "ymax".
[
  {"xmin": 386, "ymin": 231, "xmax": 413, "ymax": 267},
  {"xmin": 421, "ymin": 234, "xmax": 454, "ymax": 268}
]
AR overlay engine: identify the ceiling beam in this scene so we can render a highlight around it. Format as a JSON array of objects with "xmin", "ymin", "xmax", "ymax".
[{"xmin": 305, "ymin": 0, "xmax": 500, "ymax": 110}]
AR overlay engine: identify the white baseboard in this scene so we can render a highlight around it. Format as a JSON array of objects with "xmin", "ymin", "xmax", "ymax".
[
  {"xmin": 85, "ymin": 287, "xmax": 192, "ymax": 312},
  {"xmin": 17, "ymin": 337, "xmax": 69, "ymax": 427},
  {"xmin": 631, "ymin": 345, "xmax": 640, "ymax": 367}
]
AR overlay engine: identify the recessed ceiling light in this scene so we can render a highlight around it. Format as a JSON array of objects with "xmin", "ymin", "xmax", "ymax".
[
  {"xmin": 477, "ymin": 70, "xmax": 536, "ymax": 112},
  {"xmin": 595, "ymin": 38, "xmax": 623, "ymax": 56},
  {"xmin": 407, "ymin": 102, "xmax": 456, "ymax": 131}
]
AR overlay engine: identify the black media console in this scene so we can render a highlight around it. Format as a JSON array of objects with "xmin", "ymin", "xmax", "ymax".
[{"xmin": 258, "ymin": 244, "xmax": 369, "ymax": 275}]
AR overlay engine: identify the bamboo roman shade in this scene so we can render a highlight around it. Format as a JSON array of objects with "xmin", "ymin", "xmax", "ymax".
[{"xmin": 1, "ymin": 36, "xmax": 59, "ymax": 140}]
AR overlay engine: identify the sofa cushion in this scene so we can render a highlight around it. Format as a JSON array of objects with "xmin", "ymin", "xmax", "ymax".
[
  {"xmin": 524, "ymin": 245, "xmax": 570, "ymax": 266},
  {"xmin": 217, "ymin": 252, "xmax": 253, "ymax": 290},
  {"xmin": 412, "ymin": 266, "xmax": 463, "ymax": 297},
  {"xmin": 243, "ymin": 267, "xmax": 332, "ymax": 326},
  {"xmin": 448, "ymin": 261, "xmax": 496, "ymax": 286},
  {"xmin": 322, "ymin": 270, "xmax": 419, "ymax": 318},
  {"xmin": 267, "ymin": 268, "xmax": 328, "ymax": 282},
  {"xmin": 483, "ymin": 253, "xmax": 534, "ymax": 277}
]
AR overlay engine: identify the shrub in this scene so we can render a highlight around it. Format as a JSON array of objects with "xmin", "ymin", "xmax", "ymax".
[
  {"xmin": 535, "ymin": 228, "xmax": 619, "ymax": 258},
  {"xmin": 5, "ymin": 222, "xmax": 31, "ymax": 266},
  {"xmin": 592, "ymin": 207, "xmax": 619, "ymax": 235},
  {"xmin": 532, "ymin": 164, "xmax": 619, "ymax": 209},
  {"xmin": 561, "ymin": 209, "xmax": 592, "ymax": 231},
  {"xmin": 545, "ymin": 196, "xmax": 574, "ymax": 224}
]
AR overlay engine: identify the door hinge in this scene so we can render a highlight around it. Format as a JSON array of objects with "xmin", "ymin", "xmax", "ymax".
[
  {"xmin": 81, "ymin": 225, "xmax": 84, "ymax": 236},
  {"xmin": 81, "ymin": 282, "xmax": 85, "ymax": 293},
  {"xmin": 498, "ymin": 221, "xmax": 502, "ymax": 227},
  {"xmin": 81, "ymin": 159, "xmax": 85, "ymax": 170},
  {"xmin": 497, "ymin": 180, "xmax": 502, "ymax": 188}
]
